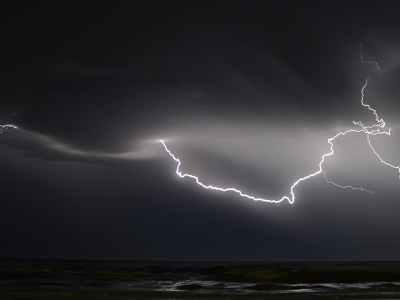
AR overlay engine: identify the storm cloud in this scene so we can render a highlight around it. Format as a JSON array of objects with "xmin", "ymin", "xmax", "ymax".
[{"xmin": 1, "ymin": 2, "xmax": 400, "ymax": 261}]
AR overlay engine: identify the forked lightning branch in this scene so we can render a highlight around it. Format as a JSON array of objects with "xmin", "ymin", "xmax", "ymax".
[
  {"xmin": 0, "ymin": 125, "xmax": 17, "ymax": 133},
  {"xmin": 161, "ymin": 40, "xmax": 400, "ymax": 204}
]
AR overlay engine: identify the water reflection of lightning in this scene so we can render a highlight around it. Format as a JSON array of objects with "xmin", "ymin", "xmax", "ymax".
[
  {"xmin": 0, "ymin": 125, "xmax": 17, "ymax": 133},
  {"xmin": 161, "ymin": 39, "xmax": 400, "ymax": 204}
]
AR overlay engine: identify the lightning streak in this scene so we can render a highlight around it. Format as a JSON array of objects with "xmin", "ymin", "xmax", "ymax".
[
  {"xmin": 367, "ymin": 134, "xmax": 400, "ymax": 180},
  {"xmin": 161, "ymin": 39, "xmax": 400, "ymax": 204},
  {"xmin": 0, "ymin": 125, "xmax": 17, "ymax": 133}
]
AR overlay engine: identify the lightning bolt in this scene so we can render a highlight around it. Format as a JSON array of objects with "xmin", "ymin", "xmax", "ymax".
[
  {"xmin": 0, "ymin": 125, "xmax": 17, "ymax": 133},
  {"xmin": 161, "ymin": 38, "xmax": 399, "ymax": 204}
]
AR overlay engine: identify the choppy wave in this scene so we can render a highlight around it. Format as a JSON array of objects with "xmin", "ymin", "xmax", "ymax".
[{"xmin": 2, "ymin": 259, "xmax": 400, "ymax": 299}]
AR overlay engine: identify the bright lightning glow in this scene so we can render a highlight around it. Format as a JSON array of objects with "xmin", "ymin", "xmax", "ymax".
[
  {"xmin": 161, "ymin": 39, "xmax": 400, "ymax": 204},
  {"xmin": 0, "ymin": 125, "xmax": 17, "ymax": 133}
]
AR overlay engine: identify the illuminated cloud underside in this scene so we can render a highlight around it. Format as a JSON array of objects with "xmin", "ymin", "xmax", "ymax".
[{"xmin": 161, "ymin": 40, "xmax": 400, "ymax": 204}]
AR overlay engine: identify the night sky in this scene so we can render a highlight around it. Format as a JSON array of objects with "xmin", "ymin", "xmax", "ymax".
[{"xmin": 2, "ymin": 2, "xmax": 400, "ymax": 261}]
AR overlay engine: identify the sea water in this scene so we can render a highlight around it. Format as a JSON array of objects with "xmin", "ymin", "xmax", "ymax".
[{"xmin": 1, "ymin": 258, "xmax": 400, "ymax": 299}]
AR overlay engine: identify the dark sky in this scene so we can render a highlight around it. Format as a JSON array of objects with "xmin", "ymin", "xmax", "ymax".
[{"xmin": 2, "ymin": 2, "xmax": 400, "ymax": 261}]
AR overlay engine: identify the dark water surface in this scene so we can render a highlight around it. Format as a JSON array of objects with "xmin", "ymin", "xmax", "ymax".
[{"xmin": 2, "ymin": 259, "xmax": 400, "ymax": 299}]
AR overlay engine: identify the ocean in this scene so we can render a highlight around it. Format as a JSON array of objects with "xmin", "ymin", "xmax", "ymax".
[{"xmin": 1, "ymin": 258, "xmax": 400, "ymax": 299}]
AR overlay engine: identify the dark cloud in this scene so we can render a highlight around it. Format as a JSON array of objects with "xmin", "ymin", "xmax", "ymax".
[{"xmin": 1, "ymin": 1, "xmax": 400, "ymax": 260}]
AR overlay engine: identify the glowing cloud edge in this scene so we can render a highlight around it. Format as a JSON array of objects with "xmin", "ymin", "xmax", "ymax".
[{"xmin": 160, "ymin": 39, "xmax": 400, "ymax": 204}]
